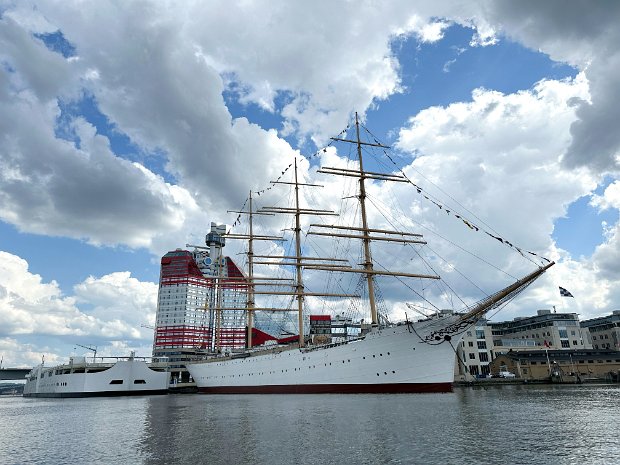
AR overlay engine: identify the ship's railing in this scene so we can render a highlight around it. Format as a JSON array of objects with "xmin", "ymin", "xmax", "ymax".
[
  {"xmin": 300, "ymin": 336, "xmax": 365, "ymax": 354},
  {"xmin": 63, "ymin": 355, "xmax": 167, "ymax": 367},
  {"xmin": 192, "ymin": 335, "xmax": 370, "ymax": 363}
]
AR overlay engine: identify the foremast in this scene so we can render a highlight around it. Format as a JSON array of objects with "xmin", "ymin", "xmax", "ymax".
[{"xmin": 354, "ymin": 116, "xmax": 377, "ymax": 324}]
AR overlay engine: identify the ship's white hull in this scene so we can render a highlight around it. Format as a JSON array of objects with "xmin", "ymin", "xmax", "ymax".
[
  {"xmin": 23, "ymin": 360, "xmax": 169, "ymax": 398},
  {"xmin": 187, "ymin": 317, "xmax": 464, "ymax": 394}
]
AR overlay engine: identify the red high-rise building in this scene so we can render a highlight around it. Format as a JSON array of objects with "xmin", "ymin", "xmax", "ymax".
[
  {"xmin": 152, "ymin": 224, "xmax": 250, "ymax": 367},
  {"xmin": 152, "ymin": 249, "xmax": 249, "ymax": 358}
]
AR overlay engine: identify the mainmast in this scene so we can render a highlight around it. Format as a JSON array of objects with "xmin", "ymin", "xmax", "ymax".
[{"xmin": 258, "ymin": 158, "xmax": 354, "ymax": 348}]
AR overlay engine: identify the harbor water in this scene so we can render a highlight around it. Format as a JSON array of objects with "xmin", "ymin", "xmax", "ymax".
[{"xmin": 1, "ymin": 384, "xmax": 618, "ymax": 465}]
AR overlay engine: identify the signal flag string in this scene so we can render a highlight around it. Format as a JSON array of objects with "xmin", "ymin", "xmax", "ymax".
[{"xmin": 359, "ymin": 124, "xmax": 551, "ymax": 266}]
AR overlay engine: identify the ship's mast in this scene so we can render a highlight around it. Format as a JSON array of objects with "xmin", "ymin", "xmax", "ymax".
[
  {"xmin": 354, "ymin": 113, "xmax": 378, "ymax": 325},
  {"xmin": 226, "ymin": 193, "xmax": 284, "ymax": 349},
  {"xmin": 313, "ymin": 112, "xmax": 438, "ymax": 326},
  {"xmin": 247, "ymin": 191, "xmax": 255, "ymax": 348},
  {"xmin": 293, "ymin": 159, "xmax": 305, "ymax": 347},
  {"xmin": 257, "ymin": 157, "xmax": 357, "ymax": 348}
]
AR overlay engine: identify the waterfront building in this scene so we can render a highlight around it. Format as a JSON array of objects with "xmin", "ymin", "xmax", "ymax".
[
  {"xmin": 152, "ymin": 224, "xmax": 249, "ymax": 385},
  {"xmin": 581, "ymin": 310, "xmax": 620, "ymax": 350},
  {"xmin": 489, "ymin": 349, "xmax": 620, "ymax": 382},
  {"xmin": 455, "ymin": 310, "xmax": 591, "ymax": 379},
  {"xmin": 456, "ymin": 320, "xmax": 494, "ymax": 377},
  {"xmin": 489, "ymin": 309, "xmax": 590, "ymax": 350}
]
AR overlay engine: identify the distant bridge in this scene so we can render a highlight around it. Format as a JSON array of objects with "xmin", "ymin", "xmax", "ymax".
[{"xmin": 0, "ymin": 368, "xmax": 31, "ymax": 380}]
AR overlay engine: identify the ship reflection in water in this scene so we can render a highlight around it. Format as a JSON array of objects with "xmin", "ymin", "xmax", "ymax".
[{"xmin": 6, "ymin": 385, "xmax": 614, "ymax": 464}]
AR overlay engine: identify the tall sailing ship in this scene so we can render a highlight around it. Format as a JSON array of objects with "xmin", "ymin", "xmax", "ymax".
[{"xmin": 186, "ymin": 114, "xmax": 554, "ymax": 393}]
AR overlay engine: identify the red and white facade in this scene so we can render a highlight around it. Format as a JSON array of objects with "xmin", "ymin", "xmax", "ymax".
[{"xmin": 152, "ymin": 224, "xmax": 249, "ymax": 360}]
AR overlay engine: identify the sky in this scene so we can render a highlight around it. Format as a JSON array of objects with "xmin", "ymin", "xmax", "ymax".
[{"xmin": 2, "ymin": 0, "xmax": 620, "ymax": 367}]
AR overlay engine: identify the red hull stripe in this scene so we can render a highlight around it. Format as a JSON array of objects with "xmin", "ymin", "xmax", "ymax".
[{"xmin": 197, "ymin": 383, "xmax": 453, "ymax": 394}]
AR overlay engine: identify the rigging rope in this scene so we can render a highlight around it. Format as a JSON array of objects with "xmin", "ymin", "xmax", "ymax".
[{"xmin": 359, "ymin": 123, "xmax": 551, "ymax": 266}]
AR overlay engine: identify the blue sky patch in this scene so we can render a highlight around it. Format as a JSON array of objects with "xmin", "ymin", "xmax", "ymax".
[{"xmin": 34, "ymin": 30, "xmax": 76, "ymax": 58}]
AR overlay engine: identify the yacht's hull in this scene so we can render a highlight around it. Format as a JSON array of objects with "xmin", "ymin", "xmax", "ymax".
[
  {"xmin": 23, "ymin": 360, "xmax": 169, "ymax": 398},
  {"xmin": 187, "ymin": 317, "xmax": 464, "ymax": 394}
]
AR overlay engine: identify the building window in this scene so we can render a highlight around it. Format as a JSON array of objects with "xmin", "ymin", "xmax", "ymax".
[
  {"xmin": 477, "ymin": 341, "xmax": 487, "ymax": 350},
  {"xmin": 469, "ymin": 366, "xmax": 480, "ymax": 376},
  {"xmin": 479, "ymin": 352, "xmax": 489, "ymax": 362},
  {"xmin": 572, "ymin": 340, "xmax": 578, "ymax": 346},
  {"xmin": 468, "ymin": 341, "xmax": 474, "ymax": 347},
  {"xmin": 468, "ymin": 353, "xmax": 476, "ymax": 360},
  {"xmin": 476, "ymin": 330, "xmax": 485, "ymax": 339},
  {"xmin": 561, "ymin": 340, "xmax": 570, "ymax": 348}
]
